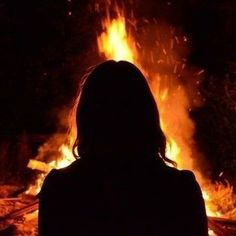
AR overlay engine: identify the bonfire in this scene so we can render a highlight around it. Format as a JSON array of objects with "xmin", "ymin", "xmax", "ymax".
[{"xmin": 0, "ymin": 2, "xmax": 235, "ymax": 236}]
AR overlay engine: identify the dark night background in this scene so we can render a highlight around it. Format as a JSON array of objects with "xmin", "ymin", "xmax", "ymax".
[{"xmin": 0, "ymin": 0, "xmax": 235, "ymax": 185}]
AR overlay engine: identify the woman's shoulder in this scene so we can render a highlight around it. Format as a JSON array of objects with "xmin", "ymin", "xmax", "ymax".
[
  {"xmin": 160, "ymin": 165, "xmax": 201, "ymax": 193},
  {"xmin": 162, "ymin": 164, "xmax": 196, "ymax": 181},
  {"xmin": 38, "ymin": 159, "xmax": 82, "ymax": 198},
  {"xmin": 167, "ymin": 166, "xmax": 203, "ymax": 199},
  {"xmin": 46, "ymin": 159, "xmax": 80, "ymax": 179}
]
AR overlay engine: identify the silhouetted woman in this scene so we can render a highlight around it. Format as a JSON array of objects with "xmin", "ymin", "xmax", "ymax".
[{"xmin": 38, "ymin": 60, "xmax": 208, "ymax": 236}]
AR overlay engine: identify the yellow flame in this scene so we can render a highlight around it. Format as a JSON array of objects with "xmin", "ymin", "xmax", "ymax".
[
  {"xmin": 160, "ymin": 88, "xmax": 168, "ymax": 101},
  {"xmin": 97, "ymin": 10, "xmax": 136, "ymax": 63},
  {"xmin": 58, "ymin": 144, "xmax": 75, "ymax": 168},
  {"xmin": 26, "ymin": 141, "xmax": 75, "ymax": 195},
  {"xmin": 165, "ymin": 137, "xmax": 181, "ymax": 163},
  {"xmin": 26, "ymin": 5, "xmax": 235, "ymax": 228},
  {"xmin": 96, "ymin": 5, "xmax": 236, "ymax": 222}
]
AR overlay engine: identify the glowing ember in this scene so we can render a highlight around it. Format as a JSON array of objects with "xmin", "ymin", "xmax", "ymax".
[{"xmin": 208, "ymin": 229, "xmax": 217, "ymax": 236}]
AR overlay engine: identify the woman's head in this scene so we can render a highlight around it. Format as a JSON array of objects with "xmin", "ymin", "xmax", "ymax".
[{"xmin": 73, "ymin": 60, "xmax": 172, "ymax": 164}]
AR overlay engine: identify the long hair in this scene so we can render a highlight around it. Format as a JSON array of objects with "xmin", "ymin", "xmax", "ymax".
[{"xmin": 73, "ymin": 60, "xmax": 174, "ymax": 166}]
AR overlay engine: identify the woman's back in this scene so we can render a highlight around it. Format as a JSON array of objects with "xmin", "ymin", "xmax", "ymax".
[
  {"xmin": 38, "ymin": 60, "xmax": 208, "ymax": 235},
  {"xmin": 39, "ymin": 155, "xmax": 208, "ymax": 236}
]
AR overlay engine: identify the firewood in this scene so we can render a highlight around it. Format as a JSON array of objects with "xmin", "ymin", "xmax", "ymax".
[
  {"xmin": 27, "ymin": 159, "xmax": 51, "ymax": 173},
  {"xmin": 208, "ymin": 217, "xmax": 236, "ymax": 236},
  {"xmin": 0, "ymin": 200, "xmax": 38, "ymax": 223},
  {"xmin": 0, "ymin": 198, "xmax": 21, "ymax": 201}
]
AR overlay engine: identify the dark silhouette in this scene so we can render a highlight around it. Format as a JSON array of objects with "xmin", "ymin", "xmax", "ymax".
[{"xmin": 38, "ymin": 61, "xmax": 208, "ymax": 236}]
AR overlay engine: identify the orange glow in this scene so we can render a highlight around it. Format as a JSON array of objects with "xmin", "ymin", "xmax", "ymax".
[
  {"xmin": 165, "ymin": 137, "xmax": 181, "ymax": 163},
  {"xmin": 97, "ymin": 8, "xmax": 184, "ymax": 168},
  {"xmin": 26, "ymin": 5, "xmax": 236, "ymax": 231},
  {"xmin": 27, "ymin": 121, "xmax": 76, "ymax": 195},
  {"xmin": 96, "ymin": 5, "xmax": 236, "ymax": 222},
  {"xmin": 98, "ymin": 8, "xmax": 136, "ymax": 63}
]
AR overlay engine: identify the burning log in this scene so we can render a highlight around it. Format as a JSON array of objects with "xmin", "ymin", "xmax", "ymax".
[
  {"xmin": 0, "ymin": 198, "xmax": 21, "ymax": 202},
  {"xmin": 27, "ymin": 159, "xmax": 52, "ymax": 173},
  {"xmin": 0, "ymin": 196, "xmax": 235, "ymax": 236},
  {"xmin": 0, "ymin": 199, "xmax": 38, "ymax": 235},
  {"xmin": 0, "ymin": 200, "xmax": 38, "ymax": 224},
  {"xmin": 208, "ymin": 217, "xmax": 236, "ymax": 236},
  {"xmin": 0, "ymin": 185, "xmax": 25, "ymax": 198}
]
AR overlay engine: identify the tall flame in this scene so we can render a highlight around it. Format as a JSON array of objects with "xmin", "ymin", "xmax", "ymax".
[
  {"xmin": 97, "ymin": 5, "xmax": 236, "ymax": 222},
  {"xmin": 26, "ymin": 4, "xmax": 236, "ymax": 230},
  {"xmin": 97, "ymin": 9, "xmax": 184, "ymax": 166},
  {"xmin": 98, "ymin": 11, "xmax": 136, "ymax": 63}
]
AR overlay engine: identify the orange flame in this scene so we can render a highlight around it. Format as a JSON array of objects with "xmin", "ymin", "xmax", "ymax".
[
  {"xmin": 97, "ymin": 8, "xmax": 183, "ymax": 167},
  {"xmin": 98, "ymin": 11, "xmax": 136, "ymax": 63},
  {"xmin": 97, "ymin": 5, "xmax": 236, "ymax": 222},
  {"xmin": 26, "ymin": 5, "xmax": 236, "ymax": 230}
]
